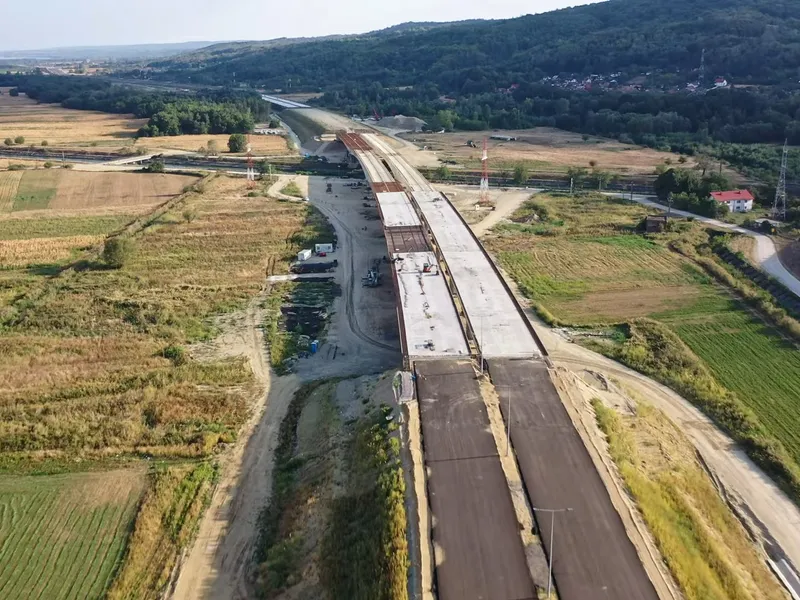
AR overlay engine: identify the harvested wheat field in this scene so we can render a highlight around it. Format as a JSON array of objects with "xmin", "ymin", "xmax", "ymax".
[
  {"xmin": 406, "ymin": 128, "xmax": 711, "ymax": 176},
  {"xmin": 0, "ymin": 235, "xmax": 102, "ymax": 267},
  {"xmin": 0, "ymin": 89, "xmax": 145, "ymax": 151},
  {"xmin": 2, "ymin": 170, "xmax": 196, "ymax": 213},
  {"xmin": 146, "ymin": 133, "xmax": 292, "ymax": 155},
  {"xmin": 0, "ymin": 171, "xmax": 23, "ymax": 212}
]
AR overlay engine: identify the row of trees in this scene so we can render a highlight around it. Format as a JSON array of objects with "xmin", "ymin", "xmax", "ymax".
[{"xmin": 0, "ymin": 75, "xmax": 268, "ymax": 138}]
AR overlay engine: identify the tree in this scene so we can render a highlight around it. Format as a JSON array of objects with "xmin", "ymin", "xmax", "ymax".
[
  {"xmin": 512, "ymin": 164, "xmax": 529, "ymax": 185},
  {"xmin": 43, "ymin": 162, "xmax": 54, "ymax": 169},
  {"xmin": 182, "ymin": 208, "xmax": 197, "ymax": 223},
  {"xmin": 41, "ymin": 140, "xmax": 48, "ymax": 146},
  {"xmin": 14, "ymin": 136, "xmax": 24, "ymax": 145},
  {"xmin": 3, "ymin": 138, "xmax": 12, "ymax": 146},
  {"xmin": 588, "ymin": 160, "xmax": 598, "ymax": 169},
  {"xmin": 435, "ymin": 165, "xmax": 451, "ymax": 180},
  {"xmin": 143, "ymin": 158, "xmax": 165, "ymax": 173},
  {"xmin": 268, "ymin": 118, "xmax": 280, "ymax": 129},
  {"xmin": 567, "ymin": 166, "xmax": 588, "ymax": 185},
  {"xmin": 102, "ymin": 237, "xmax": 134, "ymax": 269},
  {"xmin": 695, "ymin": 155, "xmax": 712, "ymax": 177},
  {"xmin": 228, "ymin": 133, "xmax": 247, "ymax": 153},
  {"xmin": 9, "ymin": 88, "xmax": 19, "ymax": 97},
  {"xmin": 594, "ymin": 170, "xmax": 614, "ymax": 190}
]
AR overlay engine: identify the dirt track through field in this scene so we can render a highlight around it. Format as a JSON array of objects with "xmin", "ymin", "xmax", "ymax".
[{"xmin": 170, "ymin": 295, "xmax": 300, "ymax": 600}]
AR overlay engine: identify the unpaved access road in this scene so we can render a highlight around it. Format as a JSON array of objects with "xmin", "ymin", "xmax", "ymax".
[
  {"xmin": 171, "ymin": 296, "xmax": 301, "ymax": 600},
  {"xmin": 525, "ymin": 309, "xmax": 800, "ymax": 583}
]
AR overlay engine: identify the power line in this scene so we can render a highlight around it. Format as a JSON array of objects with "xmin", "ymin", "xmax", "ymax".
[{"xmin": 773, "ymin": 139, "xmax": 788, "ymax": 221}]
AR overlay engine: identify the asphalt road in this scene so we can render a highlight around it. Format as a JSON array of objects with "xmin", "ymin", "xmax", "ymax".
[
  {"xmin": 488, "ymin": 358, "xmax": 659, "ymax": 600},
  {"xmin": 415, "ymin": 360, "xmax": 536, "ymax": 600}
]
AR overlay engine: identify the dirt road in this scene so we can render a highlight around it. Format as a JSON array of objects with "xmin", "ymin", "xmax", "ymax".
[{"xmin": 170, "ymin": 296, "xmax": 301, "ymax": 600}]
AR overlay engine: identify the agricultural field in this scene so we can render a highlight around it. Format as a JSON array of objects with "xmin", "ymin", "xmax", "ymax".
[
  {"xmin": 0, "ymin": 88, "xmax": 145, "ymax": 151},
  {"xmin": 0, "ymin": 469, "xmax": 145, "ymax": 600},
  {"xmin": 487, "ymin": 191, "xmax": 800, "ymax": 479},
  {"xmin": 148, "ymin": 133, "xmax": 291, "ymax": 155},
  {"xmin": 0, "ymin": 89, "xmax": 293, "ymax": 156},
  {"xmin": 0, "ymin": 170, "xmax": 196, "ymax": 214},
  {"xmin": 0, "ymin": 173, "xmax": 331, "ymax": 597},
  {"xmin": 404, "ymin": 128, "xmax": 726, "ymax": 177}
]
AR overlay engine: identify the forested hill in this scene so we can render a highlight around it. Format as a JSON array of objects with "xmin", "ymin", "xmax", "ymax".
[{"xmin": 148, "ymin": 0, "xmax": 800, "ymax": 90}]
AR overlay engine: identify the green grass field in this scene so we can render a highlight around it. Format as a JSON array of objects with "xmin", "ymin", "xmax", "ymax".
[
  {"xmin": 0, "ymin": 470, "xmax": 144, "ymax": 600},
  {"xmin": 12, "ymin": 171, "xmax": 60, "ymax": 211},
  {"xmin": 656, "ymin": 295, "xmax": 800, "ymax": 465}
]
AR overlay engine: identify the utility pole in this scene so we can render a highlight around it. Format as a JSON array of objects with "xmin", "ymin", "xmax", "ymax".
[
  {"xmin": 479, "ymin": 138, "xmax": 489, "ymax": 205},
  {"xmin": 700, "ymin": 48, "xmax": 706, "ymax": 86},
  {"xmin": 667, "ymin": 192, "xmax": 673, "ymax": 222},
  {"xmin": 532, "ymin": 507, "xmax": 574, "ymax": 599},
  {"xmin": 773, "ymin": 139, "xmax": 788, "ymax": 221}
]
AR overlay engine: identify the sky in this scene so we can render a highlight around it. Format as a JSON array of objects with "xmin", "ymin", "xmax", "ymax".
[{"xmin": 1, "ymin": 0, "xmax": 603, "ymax": 51}]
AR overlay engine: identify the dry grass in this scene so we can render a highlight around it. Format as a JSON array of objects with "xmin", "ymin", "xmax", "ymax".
[
  {"xmin": 147, "ymin": 134, "xmax": 291, "ymax": 155},
  {"xmin": 0, "ymin": 171, "xmax": 22, "ymax": 212},
  {"xmin": 0, "ymin": 175, "xmax": 330, "ymax": 460},
  {"xmin": 0, "ymin": 468, "xmax": 146, "ymax": 600},
  {"xmin": 406, "ymin": 128, "xmax": 708, "ymax": 176},
  {"xmin": 107, "ymin": 463, "xmax": 216, "ymax": 600},
  {"xmin": 0, "ymin": 90, "xmax": 145, "ymax": 151},
  {"xmin": 0, "ymin": 235, "xmax": 102, "ymax": 267},
  {"xmin": 593, "ymin": 400, "xmax": 787, "ymax": 600}
]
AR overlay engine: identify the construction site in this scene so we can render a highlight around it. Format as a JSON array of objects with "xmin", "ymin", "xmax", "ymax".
[{"xmin": 329, "ymin": 128, "xmax": 663, "ymax": 600}]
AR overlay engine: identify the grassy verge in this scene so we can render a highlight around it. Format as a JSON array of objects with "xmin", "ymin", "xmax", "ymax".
[
  {"xmin": 321, "ymin": 405, "xmax": 409, "ymax": 600},
  {"xmin": 255, "ymin": 381, "xmax": 409, "ymax": 600},
  {"xmin": 106, "ymin": 462, "xmax": 217, "ymax": 600},
  {"xmin": 280, "ymin": 181, "xmax": 303, "ymax": 198},
  {"xmin": 593, "ymin": 400, "xmax": 786, "ymax": 600},
  {"xmin": 587, "ymin": 319, "xmax": 800, "ymax": 503}
]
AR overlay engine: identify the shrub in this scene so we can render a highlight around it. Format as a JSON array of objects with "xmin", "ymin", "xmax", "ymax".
[
  {"xmin": 162, "ymin": 345, "xmax": 188, "ymax": 366},
  {"xmin": 3, "ymin": 138, "xmax": 12, "ymax": 146},
  {"xmin": 41, "ymin": 140, "xmax": 48, "ymax": 147},
  {"xmin": 9, "ymin": 88, "xmax": 19, "ymax": 97},
  {"xmin": 182, "ymin": 208, "xmax": 197, "ymax": 223},
  {"xmin": 228, "ymin": 133, "xmax": 248, "ymax": 153},
  {"xmin": 62, "ymin": 163, "xmax": 74, "ymax": 169},
  {"xmin": 43, "ymin": 162, "xmax": 54, "ymax": 169},
  {"xmin": 14, "ymin": 136, "xmax": 24, "ymax": 145},
  {"xmin": 102, "ymin": 237, "xmax": 134, "ymax": 269},
  {"xmin": 7, "ymin": 164, "xmax": 25, "ymax": 171}
]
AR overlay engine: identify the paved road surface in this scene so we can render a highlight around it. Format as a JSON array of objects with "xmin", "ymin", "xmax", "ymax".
[
  {"xmin": 488, "ymin": 358, "xmax": 659, "ymax": 600},
  {"xmin": 618, "ymin": 193, "xmax": 800, "ymax": 298},
  {"xmin": 415, "ymin": 360, "xmax": 536, "ymax": 600}
]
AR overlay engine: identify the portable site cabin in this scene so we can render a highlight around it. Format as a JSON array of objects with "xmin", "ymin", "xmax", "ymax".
[
  {"xmin": 315, "ymin": 243, "xmax": 334, "ymax": 254},
  {"xmin": 297, "ymin": 249, "xmax": 312, "ymax": 262}
]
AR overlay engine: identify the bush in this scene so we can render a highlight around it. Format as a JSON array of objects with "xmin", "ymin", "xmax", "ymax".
[
  {"xmin": 143, "ymin": 158, "xmax": 165, "ymax": 173},
  {"xmin": 182, "ymin": 208, "xmax": 197, "ymax": 223},
  {"xmin": 6, "ymin": 164, "xmax": 25, "ymax": 171},
  {"xmin": 3, "ymin": 138, "xmax": 12, "ymax": 146},
  {"xmin": 9, "ymin": 88, "xmax": 19, "ymax": 97},
  {"xmin": 228, "ymin": 133, "xmax": 248, "ymax": 153},
  {"xmin": 162, "ymin": 345, "xmax": 188, "ymax": 366},
  {"xmin": 43, "ymin": 162, "xmax": 54, "ymax": 169},
  {"xmin": 62, "ymin": 163, "xmax": 74, "ymax": 169},
  {"xmin": 41, "ymin": 140, "xmax": 48, "ymax": 146},
  {"xmin": 102, "ymin": 237, "xmax": 134, "ymax": 269},
  {"xmin": 14, "ymin": 136, "xmax": 24, "ymax": 145}
]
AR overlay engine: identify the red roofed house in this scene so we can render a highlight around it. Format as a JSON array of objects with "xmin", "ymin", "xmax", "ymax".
[{"xmin": 710, "ymin": 190, "xmax": 754, "ymax": 213}]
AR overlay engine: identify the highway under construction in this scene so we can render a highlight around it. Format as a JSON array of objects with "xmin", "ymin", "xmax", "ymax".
[{"xmin": 337, "ymin": 129, "xmax": 660, "ymax": 600}]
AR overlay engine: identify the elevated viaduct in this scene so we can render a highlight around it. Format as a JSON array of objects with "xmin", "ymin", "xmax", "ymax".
[{"xmin": 338, "ymin": 130, "xmax": 659, "ymax": 600}]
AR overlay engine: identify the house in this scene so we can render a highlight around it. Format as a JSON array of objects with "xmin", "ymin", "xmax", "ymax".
[
  {"xmin": 710, "ymin": 190, "xmax": 754, "ymax": 213},
  {"xmin": 714, "ymin": 77, "xmax": 729, "ymax": 88}
]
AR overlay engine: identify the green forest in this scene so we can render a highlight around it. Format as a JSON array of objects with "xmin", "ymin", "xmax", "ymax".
[
  {"xmin": 0, "ymin": 75, "xmax": 269, "ymax": 137},
  {"xmin": 149, "ymin": 0, "xmax": 800, "ymax": 89}
]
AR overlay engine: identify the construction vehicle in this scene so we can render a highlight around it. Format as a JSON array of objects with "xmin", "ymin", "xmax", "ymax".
[{"xmin": 362, "ymin": 259, "xmax": 383, "ymax": 287}]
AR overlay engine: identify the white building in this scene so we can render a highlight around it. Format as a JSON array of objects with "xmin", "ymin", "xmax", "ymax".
[{"xmin": 710, "ymin": 190, "xmax": 754, "ymax": 213}]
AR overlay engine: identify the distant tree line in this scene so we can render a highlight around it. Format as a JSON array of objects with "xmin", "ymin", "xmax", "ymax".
[{"xmin": 0, "ymin": 75, "xmax": 268, "ymax": 137}]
